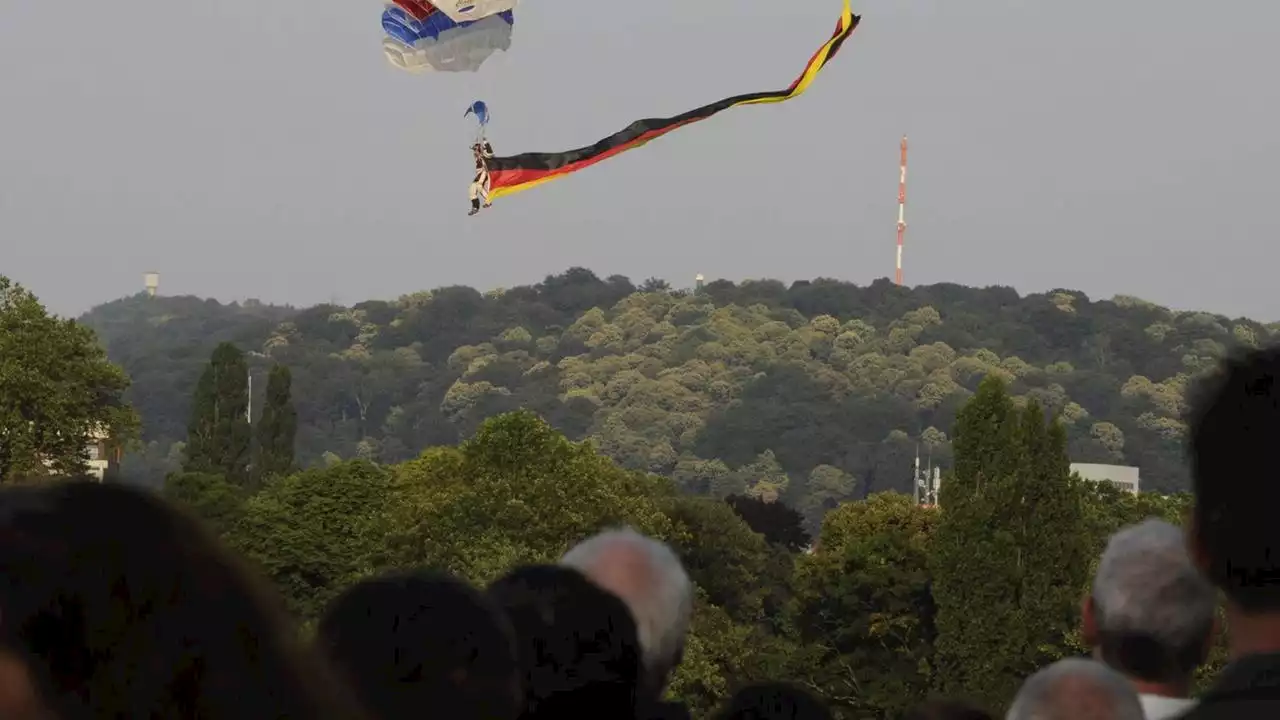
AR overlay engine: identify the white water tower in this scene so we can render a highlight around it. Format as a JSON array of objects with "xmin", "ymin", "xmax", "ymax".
[
  {"xmin": 695, "ymin": 273, "xmax": 705, "ymax": 293},
  {"xmin": 144, "ymin": 272, "xmax": 160, "ymax": 297}
]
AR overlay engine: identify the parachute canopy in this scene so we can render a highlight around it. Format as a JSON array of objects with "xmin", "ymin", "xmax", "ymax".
[
  {"xmin": 465, "ymin": 101, "xmax": 490, "ymax": 126},
  {"xmin": 433, "ymin": 0, "xmax": 517, "ymax": 23},
  {"xmin": 381, "ymin": 0, "xmax": 514, "ymax": 74},
  {"xmin": 483, "ymin": 0, "xmax": 860, "ymax": 203}
]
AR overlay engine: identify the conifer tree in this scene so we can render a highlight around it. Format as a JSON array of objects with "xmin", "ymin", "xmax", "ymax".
[
  {"xmin": 1018, "ymin": 402, "xmax": 1090, "ymax": 667},
  {"xmin": 931, "ymin": 375, "xmax": 1027, "ymax": 706},
  {"xmin": 184, "ymin": 342, "xmax": 250, "ymax": 484},
  {"xmin": 932, "ymin": 380, "xmax": 1092, "ymax": 709},
  {"xmin": 254, "ymin": 364, "xmax": 297, "ymax": 480}
]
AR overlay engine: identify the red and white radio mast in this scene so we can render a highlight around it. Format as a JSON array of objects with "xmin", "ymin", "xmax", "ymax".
[{"xmin": 895, "ymin": 135, "xmax": 908, "ymax": 286}]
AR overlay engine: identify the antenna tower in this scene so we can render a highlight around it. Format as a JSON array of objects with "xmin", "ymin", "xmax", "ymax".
[{"xmin": 896, "ymin": 135, "xmax": 908, "ymax": 286}]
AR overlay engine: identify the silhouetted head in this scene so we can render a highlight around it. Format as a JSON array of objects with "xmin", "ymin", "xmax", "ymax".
[
  {"xmin": 0, "ymin": 481, "xmax": 365, "ymax": 719},
  {"xmin": 317, "ymin": 570, "xmax": 521, "ymax": 720},
  {"xmin": 713, "ymin": 682, "xmax": 832, "ymax": 720},
  {"xmin": 488, "ymin": 564, "xmax": 641, "ymax": 720},
  {"xmin": 1186, "ymin": 345, "xmax": 1280, "ymax": 612}
]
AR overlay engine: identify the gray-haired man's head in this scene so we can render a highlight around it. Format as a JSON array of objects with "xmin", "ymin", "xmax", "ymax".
[
  {"xmin": 1006, "ymin": 658, "xmax": 1144, "ymax": 720},
  {"xmin": 1085, "ymin": 518, "xmax": 1217, "ymax": 684},
  {"xmin": 560, "ymin": 527, "xmax": 693, "ymax": 699}
]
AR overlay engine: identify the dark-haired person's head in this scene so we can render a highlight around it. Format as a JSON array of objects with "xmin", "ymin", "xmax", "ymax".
[
  {"xmin": 0, "ymin": 481, "xmax": 366, "ymax": 720},
  {"xmin": 713, "ymin": 682, "xmax": 832, "ymax": 720},
  {"xmin": 903, "ymin": 699, "xmax": 994, "ymax": 720},
  {"xmin": 1187, "ymin": 346, "xmax": 1280, "ymax": 614},
  {"xmin": 317, "ymin": 570, "xmax": 521, "ymax": 720},
  {"xmin": 488, "ymin": 564, "xmax": 641, "ymax": 720}
]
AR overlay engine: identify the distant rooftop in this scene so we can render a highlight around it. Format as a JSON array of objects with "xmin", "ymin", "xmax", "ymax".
[{"xmin": 1070, "ymin": 463, "xmax": 1140, "ymax": 494}]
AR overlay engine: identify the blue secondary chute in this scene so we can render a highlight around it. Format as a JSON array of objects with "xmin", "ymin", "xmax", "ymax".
[
  {"xmin": 464, "ymin": 101, "xmax": 490, "ymax": 126},
  {"xmin": 381, "ymin": 0, "xmax": 515, "ymax": 74}
]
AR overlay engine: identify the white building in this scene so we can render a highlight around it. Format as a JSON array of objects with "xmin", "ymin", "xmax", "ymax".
[
  {"xmin": 41, "ymin": 425, "xmax": 119, "ymax": 482},
  {"xmin": 1070, "ymin": 463, "xmax": 1140, "ymax": 494}
]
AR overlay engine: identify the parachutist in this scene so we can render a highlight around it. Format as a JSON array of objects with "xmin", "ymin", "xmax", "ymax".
[
  {"xmin": 469, "ymin": 141, "xmax": 494, "ymax": 215},
  {"xmin": 476, "ymin": 0, "xmax": 859, "ymax": 204}
]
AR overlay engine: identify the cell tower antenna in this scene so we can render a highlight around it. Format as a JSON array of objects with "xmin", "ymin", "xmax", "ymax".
[
  {"xmin": 896, "ymin": 135, "xmax": 908, "ymax": 286},
  {"xmin": 890, "ymin": 137, "xmax": 911, "ymax": 285}
]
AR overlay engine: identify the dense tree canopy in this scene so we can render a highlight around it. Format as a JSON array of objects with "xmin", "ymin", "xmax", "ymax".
[
  {"xmin": 162, "ymin": 393, "xmax": 1219, "ymax": 719},
  {"xmin": 0, "ymin": 275, "xmax": 138, "ymax": 481},
  {"xmin": 83, "ymin": 269, "xmax": 1269, "ymax": 508}
]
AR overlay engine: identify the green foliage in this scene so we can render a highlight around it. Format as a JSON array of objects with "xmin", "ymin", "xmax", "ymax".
[
  {"xmin": 384, "ymin": 411, "xmax": 675, "ymax": 585},
  {"xmin": 725, "ymin": 493, "xmax": 811, "ymax": 552},
  {"xmin": 792, "ymin": 493, "xmax": 939, "ymax": 719},
  {"xmin": 184, "ymin": 342, "xmax": 251, "ymax": 484},
  {"xmin": 254, "ymin": 364, "xmax": 297, "ymax": 480},
  {"xmin": 226, "ymin": 460, "xmax": 392, "ymax": 620},
  {"xmin": 162, "ymin": 471, "xmax": 245, "ymax": 537},
  {"xmin": 931, "ymin": 378, "xmax": 1090, "ymax": 709},
  {"xmin": 141, "ymin": 398, "xmax": 1217, "ymax": 718},
  {"xmin": 81, "ymin": 269, "xmax": 1256, "ymax": 505},
  {"xmin": 0, "ymin": 276, "xmax": 138, "ymax": 481},
  {"xmin": 664, "ymin": 496, "xmax": 772, "ymax": 622}
]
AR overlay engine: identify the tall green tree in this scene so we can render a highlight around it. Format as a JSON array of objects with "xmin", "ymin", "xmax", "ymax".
[
  {"xmin": 929, "ymin": 376, "xmax": 1029, "ymax": 708},
  {"xmin": 931, "ymin": 378, "xmax": 1092, "ymax": 709},
  {"xmin": 1017, "ymin": 402, "xmax": 1090, "ymax": 668},
  {"xmin": 792, "ymin": 492, "xmax": 940, "ymax": 719},
  {"xmin": 253, "ymin": 364, "xmax": 297, "ymax": 480},
  {"xmin": 0, "ymin": 276, "xmax": 138, "ymax": 482},
  {"xmin": 183, "ymin": 342, "xmax": 250, "ymax": 483}
]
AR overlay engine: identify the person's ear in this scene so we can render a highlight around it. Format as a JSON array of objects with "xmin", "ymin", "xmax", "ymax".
[{"xmin": 1081, "ymin": 595, "xmax": 1098, "ymax": 649}]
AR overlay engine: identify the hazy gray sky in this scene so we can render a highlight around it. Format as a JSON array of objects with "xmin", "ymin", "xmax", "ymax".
[{"xmin": 3, "ymin": 0, "xmax": 1276, "ymax": 320}]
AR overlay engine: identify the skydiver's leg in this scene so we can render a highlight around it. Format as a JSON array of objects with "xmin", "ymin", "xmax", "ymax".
[
  {"xmin": 481, "ymin": 180, "xmax": 492, "ymax": 208},
  {"xmin": 468, "ymin": 182, "xmax": 481, "ymax": 216}
]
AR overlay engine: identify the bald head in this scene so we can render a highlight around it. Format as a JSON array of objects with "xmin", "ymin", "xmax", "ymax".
[
  {"xmin": 1006, "ymin": 659, "xmax": 1144, "ymax": 720},
  {"xmin": 560, "ymin": 528, "xmax": 692, "ymax": 697}
]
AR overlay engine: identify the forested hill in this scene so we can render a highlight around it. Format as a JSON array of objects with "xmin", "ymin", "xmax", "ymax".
[{"xmin": 81, "ymin": 269, "xmax": 1278, "ymax": 526}]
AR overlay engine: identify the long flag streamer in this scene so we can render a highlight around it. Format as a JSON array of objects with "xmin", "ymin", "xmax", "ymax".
[{"xmin": 486, "ymin": 0, "xmax": 860, "ymax": 202}]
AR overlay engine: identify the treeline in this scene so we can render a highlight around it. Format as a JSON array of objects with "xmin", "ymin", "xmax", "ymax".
[
  {"xmin": 83, "ymin": 268, "xmax": 1280, "ymax": 515},
  {"xmin": 163, "ymin": 340, "xmax": 1221, "ymax": 718}
]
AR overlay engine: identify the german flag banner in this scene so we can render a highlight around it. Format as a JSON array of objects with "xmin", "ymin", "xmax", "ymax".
[{"xmin": 486, "ymin": 0, "xmax": 860, "ymax": 202}]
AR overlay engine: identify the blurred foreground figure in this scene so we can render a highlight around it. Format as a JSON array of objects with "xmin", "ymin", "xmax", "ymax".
[
  {"xmin": 1184, "ymin": 346, "xmax": 1280, "ymax": 719},
  {"xmin": 562, "ymin": 527, "xmax": 694, "ymax": 718},
  {"xmin": 0, "ymin": 481, "xmax": 365, "ymax": 719},
  {"xmin": 712, "ymin": 682, "xmax": 832, "ymax": 720},
  {"xmin": 1005, "ymin": 658, "xmax": 1144, "ymax": 720},
  {"xmin": 489, "ymin": 564, "xmax": 642, "ymax": 720},
  {"xmin": 318, "ymin": 570, "xmax": 522, "ymax": 720},
  {"xmin": 1083, "ymin": 518, "xmax": 1216, "ymax": 719}
]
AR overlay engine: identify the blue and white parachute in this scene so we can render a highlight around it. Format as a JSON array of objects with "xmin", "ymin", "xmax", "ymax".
[{"xmin": 381, "ymin": 0, "xmax": 516, "ymax": 74}]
